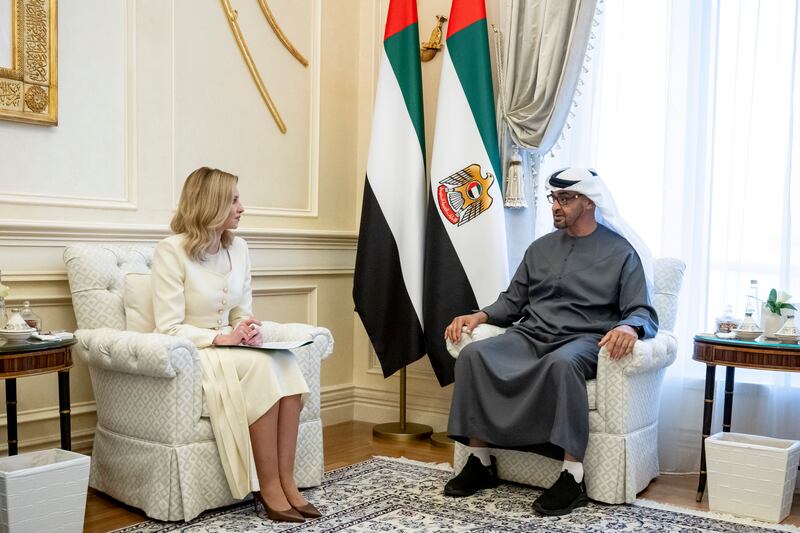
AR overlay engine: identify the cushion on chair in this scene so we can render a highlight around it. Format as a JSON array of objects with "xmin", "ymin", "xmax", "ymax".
[
  {"xmin": 124, "ymin": 273, "xmax": 155, "ymax": 333},
  {"xmin": 64, "ymin": 244, "xmax": 154, "ymax": 330}
]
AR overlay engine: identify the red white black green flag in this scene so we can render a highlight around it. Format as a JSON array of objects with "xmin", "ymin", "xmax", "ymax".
[
  {"xmin": 424, "ymin": 0, "xmax": 509, "ymax": 385},
  {"xmin": 353, "ymin": 0, "xmax": 427, "ymax": 378}
]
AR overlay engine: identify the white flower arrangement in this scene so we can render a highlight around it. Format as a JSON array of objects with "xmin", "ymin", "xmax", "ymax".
[{"xmin": 0, "ymin": 283, "xmax": 9, "ymax": 299}]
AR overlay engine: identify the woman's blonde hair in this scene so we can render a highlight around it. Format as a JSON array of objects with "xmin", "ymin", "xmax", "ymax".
[{"xmin": 171, "ymin": 167, "xmax": 238, "ymax": 262}]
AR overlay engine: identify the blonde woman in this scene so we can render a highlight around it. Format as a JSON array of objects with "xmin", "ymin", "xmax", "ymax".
[{"xmin": 151, "ymin": 167, "xmax": 320, "ymax": 523}]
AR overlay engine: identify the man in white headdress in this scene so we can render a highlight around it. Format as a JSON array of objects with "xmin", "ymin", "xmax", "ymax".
[{"xmin": 442, "ymin": 168, "xmax": 658, "ymax": 516}]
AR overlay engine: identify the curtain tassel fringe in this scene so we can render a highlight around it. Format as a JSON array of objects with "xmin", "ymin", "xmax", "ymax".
[{"xmin": 504, "ymin": 147, "xmax": 527, "ymax": 208}]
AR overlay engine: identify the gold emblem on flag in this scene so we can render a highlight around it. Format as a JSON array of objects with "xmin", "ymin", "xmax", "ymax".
[{"xmin": 436, "ymin": 164, "xmax": 495, "ymax": 226}]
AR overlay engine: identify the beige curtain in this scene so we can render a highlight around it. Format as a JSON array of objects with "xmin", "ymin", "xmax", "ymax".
[{"xmin": 497, "ymin": 0, "xmax": 598, "ymax": 193}]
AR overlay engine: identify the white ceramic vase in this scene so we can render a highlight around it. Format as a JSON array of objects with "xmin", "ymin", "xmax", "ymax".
[{"xmin": 761, "ymin": 304, "xmax": 785, "ymax": 338}]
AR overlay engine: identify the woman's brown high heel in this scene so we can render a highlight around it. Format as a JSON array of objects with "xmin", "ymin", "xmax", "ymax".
[
  {"xmin": 291, "ymin": 501, "xmax": 322, "ymax": 519},
  {"xmin": 252, "ymin": 492, "xmax": 305, "ymax": 523}
]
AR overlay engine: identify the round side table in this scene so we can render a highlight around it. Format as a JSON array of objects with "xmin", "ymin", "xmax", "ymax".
[{"xmin": 0, "ymin": 337, "xmax": 76, "ymax": 455}]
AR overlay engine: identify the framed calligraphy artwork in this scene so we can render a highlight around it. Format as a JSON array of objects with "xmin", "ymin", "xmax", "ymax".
[{"xmin": 0, "ymin": 0, "xmax": 57, "ymax": 126}]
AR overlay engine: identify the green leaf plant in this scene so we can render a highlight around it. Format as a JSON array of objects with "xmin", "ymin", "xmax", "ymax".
[{"xmin": 765, "ymin": 288, "xmax": 797, "ymax": 315}]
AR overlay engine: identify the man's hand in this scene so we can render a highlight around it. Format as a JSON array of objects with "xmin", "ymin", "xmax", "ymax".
[
  {"xmin": 445, "ymin": 311, "xmax": 489, "ymax": 344},
  {"xmin": 598, "ymin": 325, "xmax": 638, "ymax": 360}
]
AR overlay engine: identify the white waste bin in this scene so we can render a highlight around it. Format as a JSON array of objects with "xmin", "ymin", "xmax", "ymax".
[
  {"xmin": 0, "ymin": 449, "xmax": 90, "ymax": 533},
  {"xmin": 706, "ymin": 432, "xmax": 800, "ymax": 523}
]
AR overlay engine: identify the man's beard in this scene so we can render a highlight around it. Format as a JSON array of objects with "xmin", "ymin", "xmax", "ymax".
[{"xmin": 553, "ymin": 213, "xmax": 567, "ymax": 229}]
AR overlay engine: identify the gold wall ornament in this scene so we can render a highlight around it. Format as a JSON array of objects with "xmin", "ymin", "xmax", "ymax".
[
  {"xmin": 220, "ymin": 0, "xmax": 286, "ymax": 133},
  {"xmin": 23, "ymin": 84, "xmax": 46, "ymax": 112},
  {"xmin": 0, "ymin": 0, "xmax": 57, "ymax": 125},
  {"xmin": 256, "ymin": 0, "xmax": 308, "ymax": 67},
  {"xmin": 420, "ymin": 15, "xmax": 447, "ymax": 62},
  {"xmin": 220, "ymin": 0, "xmax": 311, "ymax": 134}
]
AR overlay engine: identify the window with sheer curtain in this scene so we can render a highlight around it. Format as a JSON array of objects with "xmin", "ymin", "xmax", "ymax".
[{"xmin": 532, "ymin": 0, "xmax": 800, "ymax": 472}]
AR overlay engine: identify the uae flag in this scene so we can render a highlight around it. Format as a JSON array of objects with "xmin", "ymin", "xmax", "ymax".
[
  {"xmin": 353, "ymin": 0, "xmax": 427, "ymax": 378},
  {"xmin": 423, "ymin": 0, "xmax": 509, "ymax": 386}
]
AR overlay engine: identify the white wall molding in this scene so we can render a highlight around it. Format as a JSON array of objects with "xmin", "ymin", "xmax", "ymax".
[
  {"xmin": 170, "ymin": 0, "xmax": 322, "ymax": 219},
  {"xmin": 0, "ymin": 220, "xmax": 357, "ymax": 248},
  {"xmin": 251, "ymin": 267, "xmax": 354, "ymax": 277},
  {"xmin": 320, "ymin": 383, "xmax": 356, "ymax": 426},
  {"xmin": 367, "ymin": 349, "xmax": 441, "ymax": 382},
  {"xmin": 0, "ymin": 401, "xmax": 97, "ymax": 428},
  {"xmin": 4, "ymin": 295, "xmax": 72, "ymax": 308},
  {"xmin": 320, "ymin": 384, "xmax": 451, "ymax": 432},
  {"xmin": 0, "ymin": 401, "xmax": 97, "ymax": 455},
  {"xmin": 0, "ymin": 1, "xmax": 138, "ymax": 211},
  {"xmin": 253, "ymin": 285, "xmax": 318, "ymax": 326},
  {"xmin": 0, "ymin": 427, "xmax": 96, "ymax": 456},
  {"xmin": 2, "ymin": 267, "xmax": 354, "ymax": 284},
  {"xmin": 240, "ymin": 0, "xmax": 322, "ymax": 219}
]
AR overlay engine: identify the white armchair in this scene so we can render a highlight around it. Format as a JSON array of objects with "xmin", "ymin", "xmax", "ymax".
[
  {"xmin": 64, "ymin": 244, "xmax": 333, "ymax": 521},
  {"xmin": 450, "ymin": 257, "xmax": 685, "ymax": 504}
]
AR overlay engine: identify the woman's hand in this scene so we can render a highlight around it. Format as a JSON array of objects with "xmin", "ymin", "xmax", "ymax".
[
  {"xmin": 242, "ymin": 327, "xmax": 263, "ymax": 347},
  {"xmin": 213, "ymin": 318, "xmax": 263, "ymax": 346},
  {"xmin": 238, "ymin": 318, "xmax": 263, "ymax": 346}
]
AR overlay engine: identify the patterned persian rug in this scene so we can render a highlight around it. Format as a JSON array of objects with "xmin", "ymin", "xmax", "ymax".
[{"xmin": 114, "ymin": 457, "xmax": 797, "ymax": 532}]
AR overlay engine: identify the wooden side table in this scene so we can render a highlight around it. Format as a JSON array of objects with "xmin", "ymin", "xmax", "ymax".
[
  {"xmin": 0, "ymin": 337, "xmax": 77, "ymax": 455},
  {"xmin": 692, "ymin": 335, "xmax": 800, "ymax": 502}
]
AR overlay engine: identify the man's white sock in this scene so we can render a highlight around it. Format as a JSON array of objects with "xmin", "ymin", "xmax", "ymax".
[
  {"xmin": 467, "ymin": 446, "xmax": 492, "ymax": 467},
  {"xmin": 563, "ymin": 460, "xmax": 584, "ymax": 483}
]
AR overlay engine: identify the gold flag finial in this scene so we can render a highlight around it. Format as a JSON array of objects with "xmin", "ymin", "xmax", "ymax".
[{"xmin": 421, "ymin": 15, "xmax": 448, "ymax": 62}]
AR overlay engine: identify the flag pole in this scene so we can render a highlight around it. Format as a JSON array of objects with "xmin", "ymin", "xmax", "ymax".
[{"xmin": 373, "ymin": 368, "xmax": 433, "ymax": 441}]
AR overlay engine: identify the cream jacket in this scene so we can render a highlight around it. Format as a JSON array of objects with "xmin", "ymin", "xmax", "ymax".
[{"xmin": 152, "ymin": 234, "xmax": 253, "ymax": 347}]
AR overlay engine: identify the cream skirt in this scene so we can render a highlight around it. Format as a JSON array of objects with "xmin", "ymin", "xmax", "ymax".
[{"xmin": 199, "ymin": 346, "xmax": 309, "ymax": 499}]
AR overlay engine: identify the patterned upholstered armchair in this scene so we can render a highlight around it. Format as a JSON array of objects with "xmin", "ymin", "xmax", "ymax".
[
  {"xmin": 450, "ymin": 257, "xmax": 685, "ymax": 504},
  {"xmin": 63, "ymin": 244, "xmax": 333, "ymax": 521}
]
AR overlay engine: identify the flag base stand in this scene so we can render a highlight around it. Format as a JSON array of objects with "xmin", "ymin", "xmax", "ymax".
[
  {"xmin": 430, "ymin": 431, "xmax": 454, "ymax": 448},
  {"xmin": 372, "ymin": 368, "xmax": 433, "ymax": 441},
  {"xmin": 373, "ymin": 422, "xmax": 433, "ymax": 441}
]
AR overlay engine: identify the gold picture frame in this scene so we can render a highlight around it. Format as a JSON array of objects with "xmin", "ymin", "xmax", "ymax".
[{"xmin": 0, "ymin": 0, "xmax": 57, "ymax": 126}]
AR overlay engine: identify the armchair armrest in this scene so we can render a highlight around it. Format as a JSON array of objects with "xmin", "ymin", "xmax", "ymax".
[
  {"xmin": 75, "ymin": 328, "xmax": 199, "ymax": 379},
  {"xmin": 597, "ymin": 331, "xmax": 677, "ymax": 377},
  {"xmin": 259, "ymin": 321, "xmax": 334, "ymax": 360},
  {"xmin": 595, "ymin": 331, "xmax": 677, "ymax": 433},
  {"xmin": 446, "ymin": 324, "xmax": 507, "ymax": 357},
  {"xmin": 447, "ymin": 326, "xmax": 677, "ymax": 375}
]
